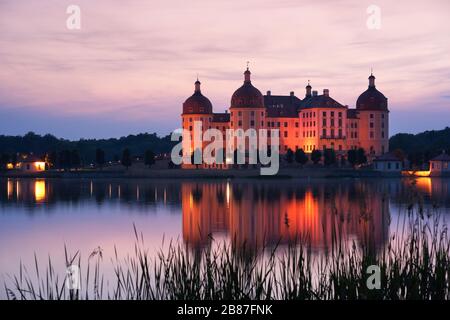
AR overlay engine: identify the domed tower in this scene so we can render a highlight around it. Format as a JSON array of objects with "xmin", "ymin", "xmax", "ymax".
[
  {"xmin": 356, "ymin": 72, "xmax": 389, "ymax": 157},
  {"xmin": 182, "ymin": 79, "xmax": 213, "ymax": 162},
  {"xmin": 229, "ymin": 67, "xmax": 266, "ymax": 146}
]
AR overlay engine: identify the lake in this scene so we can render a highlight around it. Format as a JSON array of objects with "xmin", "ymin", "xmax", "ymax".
[{"xmin": 1, "ymin": 177, "xmax": 449, "ymax": 299}]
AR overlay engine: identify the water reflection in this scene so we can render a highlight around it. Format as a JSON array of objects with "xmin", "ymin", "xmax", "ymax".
[
  {"xmin": 1, "ymin": 178, "xmax": 450, "ymax": 253},
  {"xmin": 182, "ymin": 181, "xmax": 391, "ymax": 252}
]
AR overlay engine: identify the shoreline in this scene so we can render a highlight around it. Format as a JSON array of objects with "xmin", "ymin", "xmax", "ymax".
[{"xmin": 0, "ymin": 167, "xmax": 415, "ymax": 179}]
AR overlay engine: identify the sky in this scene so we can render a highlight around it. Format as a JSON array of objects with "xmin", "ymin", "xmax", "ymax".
[{"xmin": 0, "ymin": 0, "xmax": 449, "ymax": 139}]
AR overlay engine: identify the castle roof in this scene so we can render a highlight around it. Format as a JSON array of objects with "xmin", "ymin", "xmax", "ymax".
[{"xmin": 264, "ymin": 94, "xmax": 302, "ymax": 118}]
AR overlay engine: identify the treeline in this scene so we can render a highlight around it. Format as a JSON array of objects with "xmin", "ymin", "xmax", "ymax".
[
  {"xmin": 389, "ymin": 127, "xmax": 450, "ymax": 166},
  {"xmin": 0, "ymin": 131, "xmax": 177, "ymax": 164}
]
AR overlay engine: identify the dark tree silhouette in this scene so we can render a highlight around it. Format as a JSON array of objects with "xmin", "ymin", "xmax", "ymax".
[
  {"xmin": 121, "ymin": 148, "xmax": 132, "ymax": 169},
  {"xmin": 311, "ymin": 150, "xmax": 322, "ymax": 165},
  {"xmin": 71, "ymin": 149, "xmax": 81, "ymax": 169},
  {"xmin": 95, "ymin": 148, "xmax": 106, "ymax": 169},
  {"xmin": 324, "ymin": 148, "xmax": 336, "ymax": 166},
  {"xmin": 347, "ymin": 149, "xmax": 357, "ymax": 168},
  {"xmin": 295, "ymin": 148, "xmax": 308, "ymax": 167},
  {"xmin": 144, "ymin": 149, "xmax": 156, "ymax": 168},
  {"xmin": 0, "ymin": 153, "xmax": 10, "ymax": 171},
  {"xmin": 356, "ymin": 148, "xmax": 367, "ymax": 165},
  {"xmin": 285, "ymin": 148, "xmax": 294, "ymax": 164}
]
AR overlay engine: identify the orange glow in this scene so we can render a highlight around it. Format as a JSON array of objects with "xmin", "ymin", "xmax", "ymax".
[
  {"xmin": 415, "ymin": 178, "xmax": 432, "ymax": 195},
  {"xmin": 34, "ymin": 161, "xmax": 46, "ymax": 171},
  {"xmin": 7, "ymin": 179, "xmax": 13, "ymax": 199},
  {"xmin": 403, "ymin": 170, "xmax": 431, "ymax": 177},
  {"xmin": 6, "ymin": 163, "xmax": 14, "ymax": 170},
  {"xmin": 34, "ymin": 180, "xmax": 46, "ymax": 202}
]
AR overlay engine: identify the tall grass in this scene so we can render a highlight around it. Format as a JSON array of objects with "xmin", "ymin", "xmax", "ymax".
[{"xmin": 4, "ymin": 207, "xmax": 450, "ymax": 300}]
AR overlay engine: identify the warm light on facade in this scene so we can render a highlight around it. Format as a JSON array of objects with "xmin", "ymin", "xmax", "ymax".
[
  {"xmin": 34, "ymin": 161, "xmax": 46, "ymax": 171},
  {"xmin": 34, "ymin": 180, "xmax": 46, "ymax": 202}
]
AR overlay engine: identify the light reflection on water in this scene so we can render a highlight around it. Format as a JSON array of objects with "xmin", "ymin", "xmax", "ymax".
[{"xmin": 0, "ymin": 177, "xmax": 449, "ymax": 297}]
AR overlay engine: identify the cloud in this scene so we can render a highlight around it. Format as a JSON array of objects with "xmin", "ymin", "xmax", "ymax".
[{"xmin": 0, "ymin": 0, "xmax": 449, "ymax": 138}]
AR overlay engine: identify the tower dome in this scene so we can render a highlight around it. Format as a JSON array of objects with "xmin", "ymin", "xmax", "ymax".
[
  {"xmin": 356, "ymin": 73, "xmax": 388, "ymax": 111},
  {"xmin": 230, "ymin": 68, "xmax": 264, "ymax": 109},
  {"xmin": 182, "ymin": 79, "xmax": 213, "ymax": 114}
]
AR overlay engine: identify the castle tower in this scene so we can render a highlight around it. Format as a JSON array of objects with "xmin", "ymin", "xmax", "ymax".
[
  {"xmin": 356, "ymin": 72, "xmax": 389, "ymax": 157},
  {"xmin": 229, "ymin": 66, "xmax": 266, "ymax": 154},
  {"xmin": 181, "ymin": 79, "xmax": 213, "ymax": 165}
]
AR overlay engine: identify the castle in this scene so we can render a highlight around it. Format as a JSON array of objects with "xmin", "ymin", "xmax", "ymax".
[{"xmin": 181, "ymin": 67, "xmax": 389, "ymax": 167}]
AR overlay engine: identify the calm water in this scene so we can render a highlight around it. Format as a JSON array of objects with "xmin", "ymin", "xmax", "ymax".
[{"xmin": 1, "ymin": 177, "xmax": 450, "ymax": 298}]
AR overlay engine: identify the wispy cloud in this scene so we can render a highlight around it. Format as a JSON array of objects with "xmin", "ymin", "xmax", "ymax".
[{"xmin": 0, "ymin": 0, "xmax": 449, "ymax": 138}]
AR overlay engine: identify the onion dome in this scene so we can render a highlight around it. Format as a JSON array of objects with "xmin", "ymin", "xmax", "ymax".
[
  {"xmin": 230, "ymin": 68, "xmax": 264, "ymax": 109},
  {"xmin": 182, "ymin": 79, "xmax": 213, "ymax": 114},
  {"xmin": 356, "ymin": 73, "xmax": 388, "ymax": 111}
]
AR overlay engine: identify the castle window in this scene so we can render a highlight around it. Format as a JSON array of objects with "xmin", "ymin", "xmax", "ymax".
[
  {"xmin": 370, "ymin": 131, "xmax": 374, "ymax": 138},
  {"xmin": 370, "ymin": 114, "xmax": 374, "ymax": 119},
  {"xmin": 338, "ymin": 129, "xmax": 342, "ymax": 137},
  {"xmin": 251, "ymin": 111, "xmax": 255, "ymax": 116},
  {"xmin": 230, "ymin": 112, "xmax": 233, "ymax": 116},
  {"xmin": 323, "ymin": 111, "xmax": 326, "ymax": 117},
  {"xmin": 238, "ymin": 111, "xmax": 242, "ymax": 116},
  {"xmin": 382, "ymin": 114, "xmax": 385, "ymax": 119},
  {"xmin": 295, "ymin": 132, "xmax": 299, "ymax": 138},
  {"xmin": 331, "ymin": 111, "xmax": 335, "ymax": 117},
  {"xmin": 284, "ymin": 131, "xmax": 288, "ymax": 138},
  {"xmin": 250, "ymin": 120, "xmax": 255, "ymax": 126},
  {"xmin": 277, "ymin": 122, "xmax": 280, "ymax": 127},
  {"xmin": 261, "ymin": 111, "xmax": 264, "ymax": 116},
  {"xmin": 295, "ymin": 122, "xmax": 299, "ymax": 128},
  {"xmin": 381, "ymin": 131, "xmax": 385, "ymax": 138},
  {"xmin": 331, "ymin": 129, "xmax": 335, "ymax": 138},
  {"xmin": 189, "ymin": 118, "xmax": 192, "ymax": 122},
  {"xmin": 323, "ymin": 119, "xmax": 326, "ymax": 126},
  {"xmin": 370, "ymin": 122, "xmax": 374, "ymax": 128},
  {"xmin": 331, "ymin": 119, "xmax": 334, "ymax": 126},
  {"xmin": 284, "ymin": 122, "xmax": 288, "ymax": 127},
  {"xmin": 338, "ymin": 112, "xmax": 342, "ymax": 117},
  {"xmin": 338, "ymin": 119, "xmax": 342, "ymax": 127},
  {"xmin": 322, "ymin": 129, "xmax": 326, "ymax": 137},
  {"xmin": 238, "ymin": 120, "xmax": 242, "ymax": 126},
  {"xmin": 261, "ymin": 121, "xmax": 264, "ymax": 126}
]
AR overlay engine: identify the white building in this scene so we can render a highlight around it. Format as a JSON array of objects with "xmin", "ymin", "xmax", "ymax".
[
  {"xmin": 430, "ymin": 152, "xmax": 450, "ymax": 176},
  {"xmin": 373, "ymin": 153, "xmax": 402, "ymax": 172}
]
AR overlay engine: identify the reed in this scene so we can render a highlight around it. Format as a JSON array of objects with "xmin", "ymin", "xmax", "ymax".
[{"xmin": 4, "ymin": 205, "xmax": 450, "ymax": 300}]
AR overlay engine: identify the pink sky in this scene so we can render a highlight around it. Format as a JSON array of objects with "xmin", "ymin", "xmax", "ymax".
[{"xmin": 0, "ymin": 0, "xmax": 449, "ymax": 138}]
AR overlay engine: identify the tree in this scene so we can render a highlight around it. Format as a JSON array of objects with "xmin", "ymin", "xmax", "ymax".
[
  {"xmin": 285, "ymin": 148, "xmax": 294, "ymax": 164},
  {"xmin": 121, "ymin": 148, "xmax": 132, "ymax": 169},
  {"xmin": 311, "ymin": 150, "xmax": 322, "ymax": 165},
  {"xmin": 295, "ymin": 148, "xmax": 308, "ymax": 167},
  {"xmin": 347, "ymin": 149, "xmax": 357, "ymax": 168},
  {"xmin": 71, "ymin": 149, "xmax": 81, "ymax": 169},
  {"xmin": 0, "ymin": 153, "xmax": 10, "ymax": 171},
  {"xmin": 144, "ymin": 149, "xmax": 156, "ymax": 168},
  {"xmin": 59, "ymin": 149, "xmax": 72, "ymax": 171},
  {"xmin": 356, "ymin": 148, "xmax": 367, "ymax": 166},
  {"xmin": 324, "ymin": 148, "xmax": 336, "ymax": 166},
  {"xmin": 95, "ymin": 148, "xmax": 106, "ymax": 169},
  {"xmin": 46, "ymin": 151, "xmax": 58, "ymax": 169}
]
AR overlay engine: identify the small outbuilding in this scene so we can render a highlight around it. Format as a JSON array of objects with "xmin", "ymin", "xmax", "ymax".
[
  {"xmin": 373, "ymin": 153, "xmax": 402, "ymax": 172},
  {"xmin": 429, "ymin": 152, "xmax": 450, "ymax": 176}
]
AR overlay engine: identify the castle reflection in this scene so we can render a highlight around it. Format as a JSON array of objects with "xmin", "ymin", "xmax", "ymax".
[
  {"xmin": 182, "ymin": 181, "xmax": 393, "ymax": 252},
  {"xmin": 1, "ymin": 177, "xmax": 450, "ymax": 253}
]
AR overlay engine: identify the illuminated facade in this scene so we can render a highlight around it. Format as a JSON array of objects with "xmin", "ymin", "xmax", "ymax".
[{"xmin": 181, "ymin": 68, "xmax": 389, "ymax": 166}]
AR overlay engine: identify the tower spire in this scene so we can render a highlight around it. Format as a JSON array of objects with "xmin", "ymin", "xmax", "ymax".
[
  {"xmin": 194, "ymin": 76, "xmax": 201, "ymax": 92},
  {"xmin": 244, "ymin": 61, "xmax": 251, "ymax": 82}
]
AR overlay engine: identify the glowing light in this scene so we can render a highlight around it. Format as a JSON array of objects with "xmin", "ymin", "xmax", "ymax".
[
  {"xmin": 34, "ymin": 180, "xmax": 46, "ymax": 202},
  {"xmin": 226, "ymin": 182, "xmax": 230, "ymax": 207},
  {"xmin": 34, "ymin": 161, "xmax": 46, "ymax": 171},
  {"xmin": 7, "ymin": 179, "xmax": 13, "ymax": 199},
  {"xmin": 403, "ymin": 170, "xmax": 431, "ymax": 177},
  {"xmin": 6, "ymin": 163, "xmax": 14, "ymax": 170}
]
